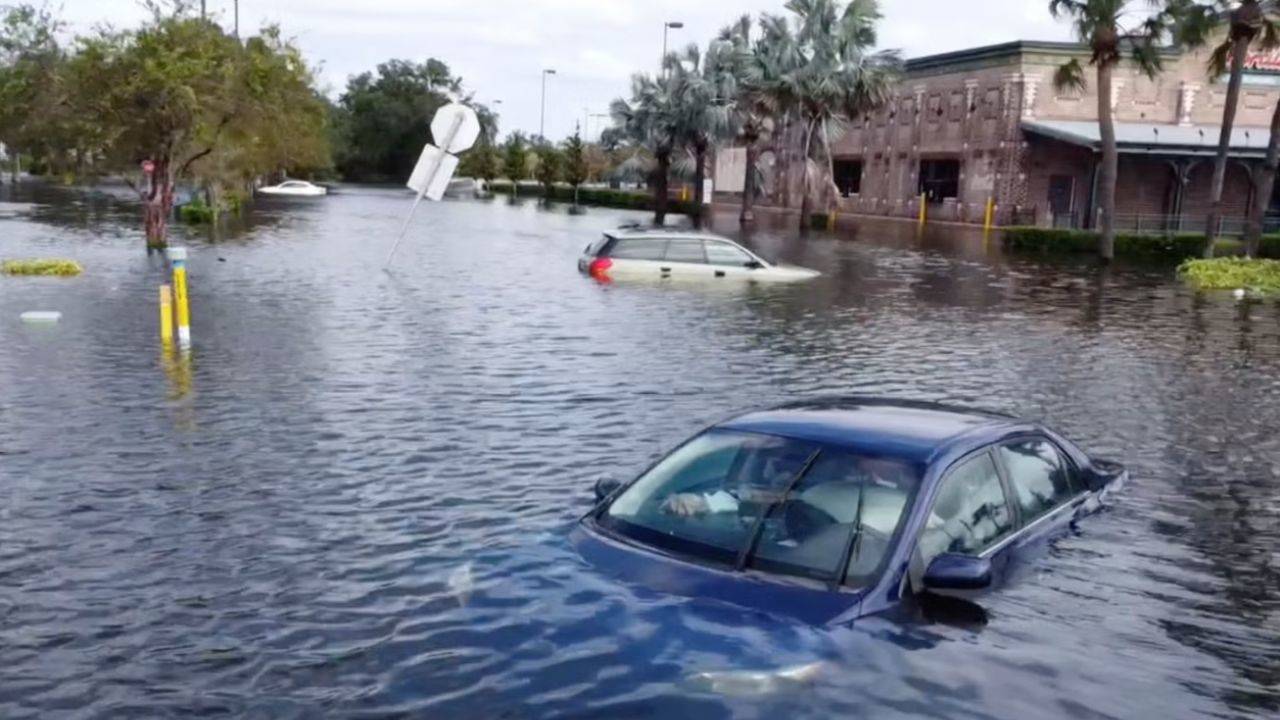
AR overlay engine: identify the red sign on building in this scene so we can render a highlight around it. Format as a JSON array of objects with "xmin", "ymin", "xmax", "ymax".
[{"xmin": 1244, "ymin": 49, "xmax": 1280, "ymax": 73}]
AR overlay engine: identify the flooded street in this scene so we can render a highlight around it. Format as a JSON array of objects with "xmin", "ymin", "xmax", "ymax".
[{"xmin": 2, "ymin": 183, "xmax": 1278, "ymax": 718}]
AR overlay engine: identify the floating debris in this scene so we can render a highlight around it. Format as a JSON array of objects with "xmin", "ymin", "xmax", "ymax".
[
  {"xmin": 3, "ymin": 259, "xmax": 83, "ymax": 276},
  {"xmin": 447, "ymin": 562, "xmax": 475, "ymax": 607},
  {"xmin": 20, "ymin": 311, "xmax": 62, "ymax": 324}
]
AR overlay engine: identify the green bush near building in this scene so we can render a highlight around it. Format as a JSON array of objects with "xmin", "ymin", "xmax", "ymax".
[
  {"xmin": 1178, "ymin": 258, "xmax": 1280, "ymax": 294},
  {"xmin": 1002, "ymin": 227, "xmax": 1280, "ymax": 260},
  {"xmin": 486, "ymin": 181, "xmax": 694, "ymax": 216},
  {"xmin": 178, "ymin": 199, "xmax": 216, "ymax": 224}
]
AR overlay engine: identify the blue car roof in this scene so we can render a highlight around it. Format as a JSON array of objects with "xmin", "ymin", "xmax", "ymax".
[{"xmin": 715, "ymin": 397, "xmax": 1018, "ymax": 464}]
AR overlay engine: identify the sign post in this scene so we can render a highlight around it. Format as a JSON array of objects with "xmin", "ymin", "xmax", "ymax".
[{"xmin": 384, "ymin": 103, "xmax": 481, "ymax": 268}]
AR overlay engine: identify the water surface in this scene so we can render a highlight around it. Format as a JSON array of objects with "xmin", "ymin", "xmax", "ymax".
[{"xmin": 1, "ymin": 183, "xmax": 1278, "ymax": 718}]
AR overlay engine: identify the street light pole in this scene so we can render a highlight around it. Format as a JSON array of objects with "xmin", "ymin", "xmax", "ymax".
[
  {"xmin": 662, "ymin": 21, "xmax": 683, "ymax": 76},
  {"xmin": 539, "ymin": 69, "xmax": 556, "ymax": 140}
]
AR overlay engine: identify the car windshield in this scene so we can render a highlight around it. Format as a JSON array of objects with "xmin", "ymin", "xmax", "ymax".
[{"xmin": 599, "ymin": 429, "xmax": 922, "ymax": 586}]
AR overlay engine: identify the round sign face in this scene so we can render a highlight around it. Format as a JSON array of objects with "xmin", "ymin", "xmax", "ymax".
[
  {"xmin": 430, "ymin": 103, "xmax": 482, "ymax": 154},
  {"xmin": 141, "ymin": 160, "xmax": 156, "ymax": 174}
]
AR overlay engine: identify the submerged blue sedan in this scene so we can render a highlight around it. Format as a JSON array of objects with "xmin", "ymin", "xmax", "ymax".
[{"xmin": 572, "ymin": 398, "xmax": 1126, "ymax": 626}]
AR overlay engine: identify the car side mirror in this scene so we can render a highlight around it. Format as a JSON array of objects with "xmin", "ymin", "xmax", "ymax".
[
  {"xmin": 743, "ymin": 260, "xmax": 764, "ymax": 270},
  {"xmin": 594, "ymin": 476, "xmax": 622, "ymax": 502},
  {"xmin": 923, "ymin": 553, "xmax": 993, "ymax": 591}
]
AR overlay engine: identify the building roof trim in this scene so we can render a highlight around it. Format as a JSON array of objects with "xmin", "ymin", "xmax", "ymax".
[
  {"xmin": 906, "ymin": 40, "xmax": 1179, "ymax": 73},
  {"xmin": 1022, "ymin": 120, "xmax": 1271, "ymax": 158}
]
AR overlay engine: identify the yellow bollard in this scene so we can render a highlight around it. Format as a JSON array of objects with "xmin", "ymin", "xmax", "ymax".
[
  {"xmin": 918, "ymin": 193, "xmax": 927, "ymax": 226},
  {"xmin": 169, "ymin": 247, "xmax": 191, "ymax": 348},
  {"xmin": 983, "ymin": 197, "xmax": 996, "ymax": 231},
  {"xmin": 827, "ymin": 211, "xmax": 836, "ymax": 231},
  {"xmin": 159, "ymin": 284, "xmax": 173, "ymax": 344}
]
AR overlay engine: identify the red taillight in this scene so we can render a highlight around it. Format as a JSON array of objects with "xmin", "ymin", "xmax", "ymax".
[{"xmin": 588, "ymin": 257, "xmax": 612, "ymax": 278}]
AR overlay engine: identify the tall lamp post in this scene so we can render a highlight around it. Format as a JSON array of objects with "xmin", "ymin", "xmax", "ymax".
[
  {"xmin": 539, "ymin": 69, "xmax": 556, "ymax": 140},
  {"xmin": 590, "ymin": 113, "xmax": 609, "ymax": 142},
  {"xmin": 662, "ymin": 21, "xmax": 683, "ymax": 75}
]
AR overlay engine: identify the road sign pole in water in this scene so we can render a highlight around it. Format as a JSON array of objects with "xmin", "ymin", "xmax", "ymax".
[
  {"xmin": 384, "ymin": 103, "xmax": 481, "ymax": 268},
  {"xmin": 159, "ymin": 284, "xmax": 174, "ymax": 345}
]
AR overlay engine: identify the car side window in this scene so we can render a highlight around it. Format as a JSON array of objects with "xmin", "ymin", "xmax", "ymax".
[
  {"xmin": 665, "ymin": 239, "xmax": 707, "ymax": 263},
  {"xmin": 704, "ymin": 241, "xmax": 754, "ymax": 266},
  {"xmin": 917, "ymin": 453, "xmax": 1015, "ymax": 566},
  {"xmin": 609, "ymin": 238, "xmax": 668, "ymax": 260},
  {"xmin": 996, "ymin": 439, "xmax": 1078, "ymax": 523}
]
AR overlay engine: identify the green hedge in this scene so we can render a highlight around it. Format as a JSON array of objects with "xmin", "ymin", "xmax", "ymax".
[
  {"xmin": 1002, "ymin": 227, "xmax": 1280, "ymax": 260},
  {"xmin": 1178, "ymin": 257, "xmax": 1280, "ymax": 293},
  {"xmin": 486, "ymin": 181, "xmax": 693, "ymax": 215}
]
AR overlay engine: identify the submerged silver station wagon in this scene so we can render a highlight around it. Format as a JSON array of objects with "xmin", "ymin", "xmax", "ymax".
[{"xmin": 579, "ymin": 228, "xmax": 820, "ymax": 283}]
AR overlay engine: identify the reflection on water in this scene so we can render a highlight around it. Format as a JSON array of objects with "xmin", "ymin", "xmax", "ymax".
[{"xmin": 1, "ymin": 182, "xmax": 1278, "ymax": 718}]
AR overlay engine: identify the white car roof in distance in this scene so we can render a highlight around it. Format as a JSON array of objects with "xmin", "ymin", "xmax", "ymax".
[{"xmin": 605, "ymin": 227, "xmax": 741, "ymax": 243}]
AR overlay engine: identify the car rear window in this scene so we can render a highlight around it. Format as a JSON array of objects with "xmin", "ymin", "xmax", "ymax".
[
  {"xmin": 608, "ymin": 238, "xmax": 668, "ymax": 261},
  {"xmin": 585, "ymin": 236, "xmax": 611, "ymax": 257}
]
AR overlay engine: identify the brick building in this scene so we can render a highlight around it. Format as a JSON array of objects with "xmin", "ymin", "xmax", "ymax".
[{"xmin": 715, "ymin": 36, "xmax": 1280, "ymax": 231}]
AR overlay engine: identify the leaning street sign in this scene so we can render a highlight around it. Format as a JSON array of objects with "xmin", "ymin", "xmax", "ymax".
[
  {"xmin": 429, "ymin": 103, "xmax": 481, "ymax": 155},
  {"xmin": 386, "ymin": 103, "xmax": 483, "ymax": 267},
  {"xmin": 406, "ymin": 145, "xmax": 460, "ymax": 201}
]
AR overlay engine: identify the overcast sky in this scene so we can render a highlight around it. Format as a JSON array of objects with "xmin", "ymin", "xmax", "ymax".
[{"xmin": 61, "ymin": 1, "xmax": 1071, "ymax": 141}]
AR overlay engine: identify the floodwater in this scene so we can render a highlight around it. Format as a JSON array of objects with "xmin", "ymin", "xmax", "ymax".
[{"xmin": 1, "ymin": 182, "xmax": 1278, "ymax": 719}]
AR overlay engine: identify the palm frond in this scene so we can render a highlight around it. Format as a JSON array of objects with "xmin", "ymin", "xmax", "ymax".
[{"xmin": 1053, "ymin": 58, "xmax": 1088, "ymax": 93}]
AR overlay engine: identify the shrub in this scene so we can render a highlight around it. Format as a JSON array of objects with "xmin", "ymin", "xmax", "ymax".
[
  {"xmin": 1004, "ymin": 228, "xmax": 1210, "ymax": 260},
  {"xmin": 1178, "ymin": 257, "xmax": 1280, "ymax": 293},
  {"xmin": 2, "ymin": 258, "xmax": 83, "ymax": 276},
  {"xmin": 179, "ymin": 200, "xmax": 215, "ymax": 224},
  {"xmin": 487, "ymin": 181, "xmax": 692, "ymax": 215}
]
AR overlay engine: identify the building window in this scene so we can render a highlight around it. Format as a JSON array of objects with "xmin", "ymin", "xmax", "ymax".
[
  {"xmin": 919, "ymin": 159, "xmax": 961, "ymax": 201},
  {"xmin": 833, "ymin": 160, "xmax": 863, "ymax": 196}
]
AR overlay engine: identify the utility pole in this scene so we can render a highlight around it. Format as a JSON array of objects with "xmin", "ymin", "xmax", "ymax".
[{"xmin": 234, "ymin": 0, "xmax": 240, "ymax": 38}]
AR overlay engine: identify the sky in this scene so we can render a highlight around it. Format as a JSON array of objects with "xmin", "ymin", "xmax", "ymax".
[{"xmin": 59, "ymin": 1, "xmax": 1072, "ymax": 141}]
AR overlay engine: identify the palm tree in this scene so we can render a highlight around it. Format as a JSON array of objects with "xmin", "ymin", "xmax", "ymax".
[
  {"xmin": 1176, "ymin": 2, "xmax": 1279, "ymax": 255},
  {"xmin": 710, "ymin": 15, "xmax": 782, "ymax": 224},
  {"xmin": 610, "ymin": 71, "xmax": 680, "ymax": 225},
  {"xmin": 669, "ymin": 44, "xmax": 737, "ymax": 229},
  {"xmin": 763, "ymin": 0, "xmax": 900, "ymax": 232},
  {"xmin": 1245, "ymin": 98, "xmax": 1280, "ymax": 255},
  {"xmin": 1049, "ymin": 0, "xmax": 1173, "ymax": 261}
]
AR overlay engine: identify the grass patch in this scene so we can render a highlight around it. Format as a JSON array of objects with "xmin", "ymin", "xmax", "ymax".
[
  {"xmin": 2, "ymin": 258, "xmax": 83, "ymax": 276},
  {"xmin": 1178, "ymin": 257, "xmax": 1280, "ymax": 294}
]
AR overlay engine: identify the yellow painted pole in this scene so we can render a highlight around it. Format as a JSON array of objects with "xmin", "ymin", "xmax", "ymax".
[
  {"xmin": 918, "ymin": 193, "xmax": 927, "ymax": 226},
  {"xmin": 984, "ymin": 197, "xmax": 996, "ymax": 231},
  {"xmin": 169, "ymin": 247, "xmax": 191, "ymax": 348},
  {"xmin": 159, "ymin": 284, "xmax": 173, "ymax": 344},
  {"xmin": 827, "ymin": 211, "xmax": 836, "ymax": 231}
]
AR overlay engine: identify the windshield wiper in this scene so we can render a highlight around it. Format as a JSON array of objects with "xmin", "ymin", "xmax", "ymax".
[
  {"xmin": 735, "ymin": 449, "xmax": 823, "ymax": 571},
  {"xmin": 832, "ymin": 479, "xmax": 867, "ymax": 590}
]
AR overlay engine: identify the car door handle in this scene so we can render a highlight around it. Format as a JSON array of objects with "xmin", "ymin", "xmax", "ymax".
[
  {"xmin": 660, "ymin": 267, "xmax": 672, "ymax": 273},
  {"xmin": 715, "ymin": 270, "xmax": 726, "ymax": 278}
]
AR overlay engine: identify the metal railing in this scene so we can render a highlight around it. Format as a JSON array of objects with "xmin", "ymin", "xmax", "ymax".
[{"xmin": 1049, "ymin": 212, "xmax": 1280, "ymax": 236}]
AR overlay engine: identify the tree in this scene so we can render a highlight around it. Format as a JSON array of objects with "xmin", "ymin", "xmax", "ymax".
[
  {"xmin": 333, "ymin": 58, "xmax": 459, "ymax": 182},
  {"xmin": 761, "ymin": 0, "xmax": 901, "ymax": 232},
  {"xmin": 1050, "ymin": 0, "xmax": 1174, "ymax": 261},
  {"xmin": 502, "ymin": 132, "xmax": 528, "ymax": 197},
  {"xmin": 0, "ymin": 4, "xmax": 64, "ymax": 182},
  {"xmin": 1176, "ymin": 1, "xmax": 1280, "ymax": 255},
  {"xmin": 610, "ymin": 71, "xmax": 680, "ymax": 224},
  {"xmin": 669, "ymin": 44, "xmax": 737, "ymax": 229},
  {"xmin": 1245, "ymin": 98, "xmax": 1280, "ymax": 256},
  {"xmin": 458, "ymin": 141, "xmax": 499, "ymax": 192},
  {"xmin": 534, "ymin": 142, "xmax": 563, "ymax": 200},
  {"xmin": 711, "ymin": 15, "xmax": 782, "ymax": 224},
  {"xmin": 563, "ymin": 130, "xmax": 589, "ymax": 207}
]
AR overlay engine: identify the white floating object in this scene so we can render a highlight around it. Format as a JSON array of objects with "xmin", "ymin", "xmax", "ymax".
[
  {"xmin": 1233, "ymin": 288, "xmax": 1246, "ymax": 300},
  {"xmin": 20, "ymin": 311, "xmax": 62, "ymax": 324}
]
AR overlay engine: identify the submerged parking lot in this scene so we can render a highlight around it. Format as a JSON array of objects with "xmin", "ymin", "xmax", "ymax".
[{"xmin": 1, "ymin": 184, "xmax": 1278, "ymax": 718}]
